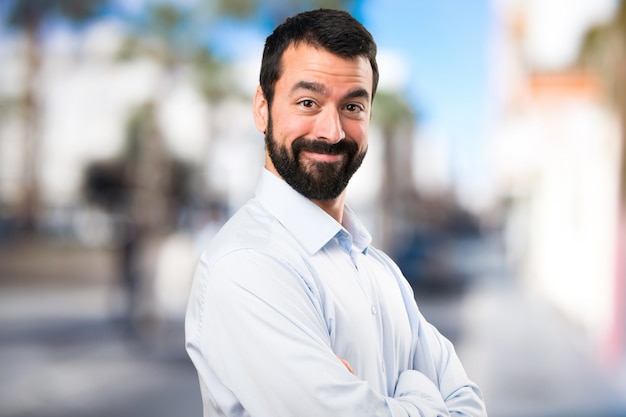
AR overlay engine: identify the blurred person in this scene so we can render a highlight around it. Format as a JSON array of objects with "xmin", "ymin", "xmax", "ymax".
[
  {"xmin": 115, "ymin": 210, "xmax": 141, "ymax": 329},
  {"xmin": 185, "ymin": 8, "xmax": 487, "ymax": 417}
]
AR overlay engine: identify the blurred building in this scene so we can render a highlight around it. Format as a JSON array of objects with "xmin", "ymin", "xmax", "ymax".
[{"xmin": 491, "ymin": 0, "xmax": 625, "ymax": 366}]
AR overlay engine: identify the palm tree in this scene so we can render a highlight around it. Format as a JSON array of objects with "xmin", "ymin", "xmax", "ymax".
[
  {"xmin": 4, "ymin": 0, "xmax": 108, "ymax": 234},
  {"xmin": 579, "ymin": 2, "xmax": 626, "ymax": 192},
  {"xmin": 116, "ymin": 3, "xmax": 195, "ymax": 232},
  {"xmin": 112, "ymin": 0, "xmax": 356, "ymax": 227},
  {"xmin": 211, "ymin": 0, "xmax": 355, "ymax": 25},
  {"xmin": 115, "ymin": 2, "xmax": 252, "ymax": 229},
  {"xmin": 578, "ymin": 0, "xmax": 626, "ymax": 361},
  {"xmin": 371, "ymin": 91, "xmax": 418, "ymax": 251}
]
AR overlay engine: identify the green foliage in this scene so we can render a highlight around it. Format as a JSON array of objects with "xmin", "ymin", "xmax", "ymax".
[
  {"xmin": 208, "ymin": 0, "xmax": 354, "ymax": 25},
  {"xmin": 7, "ymin": 0, "xmax": 107, "ymax": 29},
  {"xmin": 372, "ymin": 91, "xmax": 415, "ymax": 130},
  {"xmin": 578, "ymin": 0, "xmax": 626, "ymax": 106},
  {"xmin": 214, "ymin": 0, "xmax": 257, "ymax": 18}
]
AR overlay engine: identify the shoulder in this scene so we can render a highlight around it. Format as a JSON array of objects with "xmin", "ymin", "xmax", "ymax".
[
  {"xmin": 195, "ymin": 198, "xmax": 308, "ymax": 283},
  {"xmin": 189, "ymin": 205, "xmax": 323, "ymax": 321}
]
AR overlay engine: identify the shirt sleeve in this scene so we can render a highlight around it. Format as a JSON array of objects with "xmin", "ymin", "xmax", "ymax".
[
  {"xmin": 386, "ymin": 255, "xmax": 489, "ymax": 417},
  {"xmin": 186, "ymin": 249, "xmax": 485, "ymax": 417}
]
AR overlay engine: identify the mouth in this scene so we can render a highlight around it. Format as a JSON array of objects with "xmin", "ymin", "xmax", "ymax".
[{"xmin": 301, "ymin": 150, "xmax": 345, "ymax": 163}]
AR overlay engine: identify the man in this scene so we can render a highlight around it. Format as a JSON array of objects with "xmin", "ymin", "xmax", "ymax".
[{"xmin": 185, "ymin": 8, "xmax": 487, "ymax": 417}]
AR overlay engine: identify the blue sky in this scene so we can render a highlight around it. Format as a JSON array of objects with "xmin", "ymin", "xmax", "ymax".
[
  {"xmin": 363, "ymin": 0, "xmax": 492, "ymax": 118},
  {"xmin": 361, "ymin": 0, "xmax": 494, "ymax": 193}
]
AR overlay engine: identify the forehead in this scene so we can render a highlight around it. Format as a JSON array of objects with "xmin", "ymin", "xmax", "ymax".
[{"xmin": 277, "ymin": 43, "xmax": 373, "ymax": 97}]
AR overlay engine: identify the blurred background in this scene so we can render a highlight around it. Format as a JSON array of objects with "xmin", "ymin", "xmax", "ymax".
[{"xmin": 1, "ymin": 0, "xmax": 626, "ymax": 416}]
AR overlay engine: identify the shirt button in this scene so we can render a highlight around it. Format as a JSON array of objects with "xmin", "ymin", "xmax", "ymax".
[{"xmin": 371, "ymin": 306, "xmax": 377, "ymax": 315}]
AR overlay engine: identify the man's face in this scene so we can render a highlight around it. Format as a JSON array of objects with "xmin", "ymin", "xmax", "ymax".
[{"xmin": 254, "ymin": 43, "xmax": 373, "ymax": 201}]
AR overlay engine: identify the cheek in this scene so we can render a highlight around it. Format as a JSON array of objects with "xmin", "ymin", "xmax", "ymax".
[
  {"xmin": 274, "ymin": 114, "xmax": 313, "ymax": 143},
  {"xmin": 345, "ymin": 122, "xmax": 369, "ymax": 150}
]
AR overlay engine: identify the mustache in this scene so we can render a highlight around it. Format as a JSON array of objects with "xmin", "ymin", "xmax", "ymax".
[{"xmin": 291, "ymin": 137, "xmax": 358, "ymax": 156}]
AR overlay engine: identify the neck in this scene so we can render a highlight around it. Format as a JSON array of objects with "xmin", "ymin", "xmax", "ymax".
[
  {"xmin": 265, "ymin": 159, "xmax": 347, "ymax": 223},
  {"xmin": 312, "ymin": 195, "xmax": 345, "ymax": 224}
]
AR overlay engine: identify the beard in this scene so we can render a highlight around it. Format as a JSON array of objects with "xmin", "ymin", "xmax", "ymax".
[{"xmin": 265, "ymin": 116, "xmax": 367, "ymax": 200}]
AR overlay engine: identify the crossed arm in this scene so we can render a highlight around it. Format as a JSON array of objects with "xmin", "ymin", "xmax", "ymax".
[{"xmin": 186, "ymin": 250, "xmax": 487, "ymax": 416}]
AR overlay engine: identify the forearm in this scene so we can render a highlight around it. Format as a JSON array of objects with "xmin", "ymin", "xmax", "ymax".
[
  {"xmin": 393, "ymin": 370, "xmax": 487, "ymax": 417},
  {"xmin": 188, "ymin": 330, "xmax": 484, "ymax": 417},
  {"xmin": 189, "ymin": 345, "xmax": 470, "ymax": 417},
  {"xmin": 378, "ymin": 257, "xmax": 487, "ymax": 416},
  {"xmin": 404, "ymin": 318, "xmax": 487, "ymax": 416}
]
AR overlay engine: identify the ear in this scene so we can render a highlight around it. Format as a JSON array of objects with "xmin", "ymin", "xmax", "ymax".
[{"xmin": 253, "ymin": 85, "xmax": 269, "ymax": 133}]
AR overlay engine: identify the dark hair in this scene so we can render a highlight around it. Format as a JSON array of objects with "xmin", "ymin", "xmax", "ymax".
[{"xmin": 259, "ymin": 9, "xmax": 379, "ymax": 106}]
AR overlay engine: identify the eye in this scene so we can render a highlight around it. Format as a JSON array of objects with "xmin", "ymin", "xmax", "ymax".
[
  {"xmin": 298, "ymin": 99, "xmax": 315, "ymax": 108},
  {"xmin": 345, "ymin": 103, "xmax": 364, "ymax": 112}
]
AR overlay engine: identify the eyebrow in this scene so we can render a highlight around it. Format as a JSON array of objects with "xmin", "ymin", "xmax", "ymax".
[
  {"xmin": 292, "ymin": 81, "xmax": 328, "ymax": 96},
  {"xmin": 291, "ymin": 81, "xmax": 370, "ymax": 102},
  {"xmin": 343, "ymin": 88, "xmax": 370, "ymax": 102}
]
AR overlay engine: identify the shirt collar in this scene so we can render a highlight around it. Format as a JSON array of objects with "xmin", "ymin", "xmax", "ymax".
[
  {"xmin": 255, "ymin": 169, "xmax": 372, "ymax": 255},
  {"xmin": 342, "ymin": 204, "xmax": 372, "ymax": 254}
]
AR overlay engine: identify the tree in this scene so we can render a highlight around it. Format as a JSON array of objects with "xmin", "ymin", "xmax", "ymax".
[
  {"xmin": 579, "ymin": 1, "xmax": 626, "ymax": 196},
  {"xmin": 4, "ymin": 0, "xmax": 108, "ymax": 233},
  {"xmin": 114, "ymin": 0, "xmax": 357, "ymax": 223},
  {"xmin": 116, "ymin": 3, "xmax": 197, "ymax": 233},
  {"xmin": 211, "ymin": 0, "xmax": 355, "ymax": 25},
  {"xmin": 578, "ymin": 0, "xmax": 626, "ymax": 361},
  {"xmin": 371, "ymin": 91, "xmax": 418, "ymax": 251}
]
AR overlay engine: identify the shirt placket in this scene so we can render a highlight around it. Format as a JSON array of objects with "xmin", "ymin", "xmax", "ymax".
[{"xmin": 347, "ymin": 240, "xmax": 387, "ymax": 384}]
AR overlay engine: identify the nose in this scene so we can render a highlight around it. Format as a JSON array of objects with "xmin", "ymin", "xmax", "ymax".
[{"xmin": 314, "ymin": 108, "xmax": 345, "ymax": 144}]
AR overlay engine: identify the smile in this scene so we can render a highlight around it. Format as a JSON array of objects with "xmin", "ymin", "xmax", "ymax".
[{"xmin": 301, "ymin": 150, "xmax": 345, "ymax": 163}]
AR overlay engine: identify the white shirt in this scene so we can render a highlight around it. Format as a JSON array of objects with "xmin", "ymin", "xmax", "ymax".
[{"xmin": 185, "ymin": 169, "xmax": 487, "ymax": 417}]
